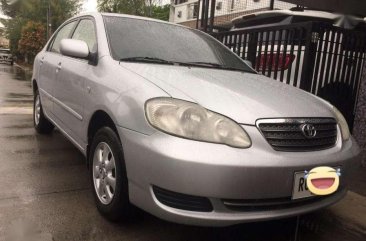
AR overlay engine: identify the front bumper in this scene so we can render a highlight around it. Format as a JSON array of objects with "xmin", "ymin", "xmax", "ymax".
[{"xmin": 117, "ymin": 125, "xmax": 360, "ymax": 226}]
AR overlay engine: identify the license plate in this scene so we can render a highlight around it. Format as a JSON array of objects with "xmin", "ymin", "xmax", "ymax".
[{"xmin": 292, "ymin": 171, "xmax": 314, "ymax": 200}]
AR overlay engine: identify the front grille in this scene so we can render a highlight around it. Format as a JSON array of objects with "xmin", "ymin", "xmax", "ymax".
[
  {"xmin": 153, "ymin": 186, "xmax": 213, "ymax": 212},
  {"xmin": 257, "ymin": 118, "xmax": 338, "ymax": 152}
]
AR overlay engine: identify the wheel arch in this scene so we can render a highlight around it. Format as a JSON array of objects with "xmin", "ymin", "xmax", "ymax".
[
  {"xmin": 87, "ymin": 110, "xmax": 121, "ymax": 168},
  {"xmin": 32, "ymin": 79, "xmax": 38, "ymax": 94}
]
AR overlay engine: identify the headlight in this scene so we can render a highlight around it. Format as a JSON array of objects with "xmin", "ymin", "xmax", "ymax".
[
  {"xmin": 333, "ymin": 107, "xmax": 350, "ymax": 141},
  {"xmin": 145, "ymin": 98, "xmax": 251, "ymax": 148}
]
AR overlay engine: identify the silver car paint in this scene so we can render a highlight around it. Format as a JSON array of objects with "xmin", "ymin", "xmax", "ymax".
[
  {"xmin": 120, "ymin": 62, "xmax": 336, "ymax": 125},
  {"xmin": 32, "ymin": 12, "xmax": 360, "ymax": 226}
]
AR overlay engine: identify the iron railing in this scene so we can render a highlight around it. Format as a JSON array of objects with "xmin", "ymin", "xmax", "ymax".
[{"xmin": 212, "ymin": 22, "xmax": 366, "ymax": 130}]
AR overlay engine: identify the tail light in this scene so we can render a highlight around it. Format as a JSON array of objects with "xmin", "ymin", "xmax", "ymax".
[{"xmin": 256, "ymin": 53, "xmax": 296, "ymax": 71}]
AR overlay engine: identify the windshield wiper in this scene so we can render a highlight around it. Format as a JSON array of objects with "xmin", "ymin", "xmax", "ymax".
[
  {"xmin": 185, "ymin": 61, "xmax": 223, "ymax": 67},
  {"xmin": 120, "ymin": 57, "xmax": 174, "ymax": 65},
  {"xmin": 120, "ymin": 58, "xmax": 253, "ymax": 72},
  {"xmin": 186, "ymin": 61, "xmax": 250, "ymax": 72}
]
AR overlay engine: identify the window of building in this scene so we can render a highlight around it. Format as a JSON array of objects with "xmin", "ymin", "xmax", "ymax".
[
  {"xmin": 175, "ymin": 0, "xmax": 188, "ymax": 5},
  {"xmin": 231, "ymin": 0, "xmax": 247, "ymax": 11},
  {"xmin": 188, "ymin": 3, "xmax": 199, "ymax": 19}
]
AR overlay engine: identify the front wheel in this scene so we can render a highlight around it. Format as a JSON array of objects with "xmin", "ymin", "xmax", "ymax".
[
  {"xmin": 34, "ymin": 90, "xmax": 54, "ymax": 134},
  {"xmin": 90, "ymin": 127, "xmax": 131, "ymax": 221}
]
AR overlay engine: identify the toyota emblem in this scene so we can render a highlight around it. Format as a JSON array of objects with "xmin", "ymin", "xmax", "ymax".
[{"xmin": 301, "ymin": 124, "xmax": 317, "ymax": 138}]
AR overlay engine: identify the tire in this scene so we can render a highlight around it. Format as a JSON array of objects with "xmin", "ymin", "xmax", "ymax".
[
  {"xmin": 34, "ymin": 89, "xmax": 54, "ymax": 134},
  {"xmin": 89, "ymin": 127, "xmax": 131, "ymax": 222}
]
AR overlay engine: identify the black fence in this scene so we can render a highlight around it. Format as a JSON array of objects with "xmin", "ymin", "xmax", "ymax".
[{"xmin": 212, "ymin": 21, "xmax": 366, "ymax": 130}]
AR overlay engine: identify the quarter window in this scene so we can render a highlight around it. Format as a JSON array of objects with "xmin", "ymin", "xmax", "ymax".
[
  {"xmin": 50, "ymin": 21, "xmax": 77, "ymax": 53},
  {"xmin": 72, "ymin": 19, "xmax": 97, "ymax": 53}
]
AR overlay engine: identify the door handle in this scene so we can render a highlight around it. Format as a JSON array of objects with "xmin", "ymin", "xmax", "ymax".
[{"xmin": 56, "ymin": 62, "xmax": 62, "ymax": 73}]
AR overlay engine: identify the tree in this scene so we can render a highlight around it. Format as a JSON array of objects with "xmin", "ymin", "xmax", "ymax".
[
  {"xmin": 98, "ymin": 0, "xmax": 146, "ymax": 16},
  {"xmin": 1, "ymin": 0, "xmax": 82, "ymax": 32},
  {"xmin": 0, "ymin": 0, "xmax": 82, "ymax": 62},
  {"xmin": 97, "ymin": 0, "xmax": 167, "ymax": 19},
  {"xmin": 18, "ymin": 21, "xmax": 46, "ymax": 63},
  {"xmin": 0, "ymin": 17, "xmax": 25, "ymax": 54},
  {"xmin": 150, "ymin": 4, "xmax": 170, "ymax": 21},
  {"xmin": 49, "ymin": 0, "xmax": 82, "ymax": 33},
  {"xmin": 0, "ymin": 0, "xmax": 21, "ymax": 18}
]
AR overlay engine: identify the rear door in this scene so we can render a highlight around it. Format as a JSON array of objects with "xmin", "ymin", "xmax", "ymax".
[
  {"xmin": 37, "ymin": 21, "xmax": 77, "ymax": 116},
  {"xmin": 53, "ymin": 18, "xmax": 98, "ymax": 143}
]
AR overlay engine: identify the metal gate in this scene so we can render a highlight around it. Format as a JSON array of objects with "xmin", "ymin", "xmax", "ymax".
[{"xmin": 212, "ymin": 22, "xmax": 366, "ymax": 130}]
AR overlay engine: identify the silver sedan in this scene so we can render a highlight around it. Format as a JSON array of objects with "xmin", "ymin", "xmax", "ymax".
[{"xmin": 31, "ymin": 13, "xmax": 360, "ymax": 226}]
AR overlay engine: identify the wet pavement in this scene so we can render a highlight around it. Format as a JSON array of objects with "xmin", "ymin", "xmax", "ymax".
[{"xmin": 0, "ymin": 63, "xmax": 364, "ymax": 241}]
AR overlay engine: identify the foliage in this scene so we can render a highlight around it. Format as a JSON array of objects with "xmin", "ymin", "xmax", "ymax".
[
  {"xmin": 0, "ymin": 0, "xmax": 82, "ymax": 62},
  {"xmin": 98, "ymin": 0, "xmax": 146, "ymax": 16},
  {"xmin": 18, "ymin": 21, "xmax": 46, "ymax": 63},
  {"xmin": 150, "ymin": 4, "xmax": 170, "ymax": 21},
  {"xmin": 0, "ymin": 17, "xmax": 25, "ymax": 54},
  {"xmin": 0, "ymin": 0, "xmax": 21, "ymax": 18},
  {"xmin": 97, "ymin": 0, "xmax": 169, "ymax": 20}
]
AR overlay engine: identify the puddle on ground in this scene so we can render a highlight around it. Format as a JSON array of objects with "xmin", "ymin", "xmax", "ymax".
[
  {"xmin": 1, "ymin": 93, "xmax": 33, "ymax": 106},
  {"xmin": 4, "ymin": 218, "xmax": 53, "ymax": 241},
  {"xmin": 2, "ymin": 99, "xmax": 33, "ymax": 104},
  {"xmin": 0, "ymin": 65, "xmax": 32, "ymax": 82},
  {"xmin": 2, "ymin": 124, "xmax": 34, "ymax": 129},
  {"xmin": 6, "ymin": 93, "xmax": 33, "ymax": 99},
  {"xmin": 14, "ymin": 66, "xmax": 30, "ymax": 81},
  {"xmin": 0, "ymin": 66, "xmax": 15, "ymax": 74},
  {"xmin": 0, "ymin": 134, "xmax": 36, "ymax": 140}
]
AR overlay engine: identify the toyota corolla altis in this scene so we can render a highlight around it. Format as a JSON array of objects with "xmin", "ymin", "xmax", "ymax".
[{"xmin": 32, "ymin": 13, "xmax": 360, "ymax": 226}]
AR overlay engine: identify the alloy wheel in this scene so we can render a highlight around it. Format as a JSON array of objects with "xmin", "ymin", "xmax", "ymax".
[
  {"xmin": 92, "ymin": 142, "xmax": 117, "ymax": 205},
  {"xmin": 34, "ymin": 94, "xmax": 41, "ymax": 126}
]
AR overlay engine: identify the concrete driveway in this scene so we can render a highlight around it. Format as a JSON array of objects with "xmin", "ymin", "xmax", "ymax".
[{"xmin": 0, "ymin": 63, "xmax": 364, "ymax": 241}]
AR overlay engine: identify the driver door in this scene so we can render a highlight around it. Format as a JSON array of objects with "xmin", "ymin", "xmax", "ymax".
[{"xmin": 53, "ymin": 18, "xmax": 98, "ymax": 143}]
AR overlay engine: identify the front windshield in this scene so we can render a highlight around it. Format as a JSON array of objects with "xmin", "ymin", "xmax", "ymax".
[{"xmin": 103, "ymin": 16, "xmax": 253, "ymax": 72}]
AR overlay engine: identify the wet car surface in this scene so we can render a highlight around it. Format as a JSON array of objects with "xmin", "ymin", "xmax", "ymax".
[{"xmin": 0, "ymin": 63, "xmax": 362, "ymax": 241}]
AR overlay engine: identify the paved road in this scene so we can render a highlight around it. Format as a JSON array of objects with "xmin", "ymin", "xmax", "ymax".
[{"xmin": 0, "ymin": 63, "xmax": 362, "ymax": 241}]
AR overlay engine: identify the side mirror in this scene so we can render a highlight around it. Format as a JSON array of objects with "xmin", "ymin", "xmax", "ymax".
[
  {"xmin": 244, "ymin": 60, "xmax": 253, "ymax": 68},
  {"xmin": 60, "ymin": 39, "xmax": 89, "ymax": 59}
]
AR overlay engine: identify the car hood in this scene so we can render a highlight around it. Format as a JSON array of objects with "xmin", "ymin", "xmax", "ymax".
[{"xmin": 121, "ymin": 63, "xmax": 335, "ymax": 125}]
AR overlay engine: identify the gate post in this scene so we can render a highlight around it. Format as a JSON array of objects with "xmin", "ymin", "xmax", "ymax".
[
  {"xmin": 353, "ymin": 65, "xmax": 366, "ymax": 167},
  {"xmin": 299, "ymin": 22, "xmax": 318, "ymax": 92},
  {"xmin": 196, "ymin": 0, "xmax": 201, "ymax": 29},
  {"xmin": 247, "ymin": 32, "xmax": 258, "ymax": 65},
  {"xmin": 209, "ymin": 0, "xmax": 216, "ymax": 32}
]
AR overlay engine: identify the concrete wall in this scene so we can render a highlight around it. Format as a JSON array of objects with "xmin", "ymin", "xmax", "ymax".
[
  {"xmin": 353, "ymin": 65, "xmax": 366, "ymax": 166},
  {"xmin": 178, "ymin": 7, "xmax": 270, "ymax": 28}
]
